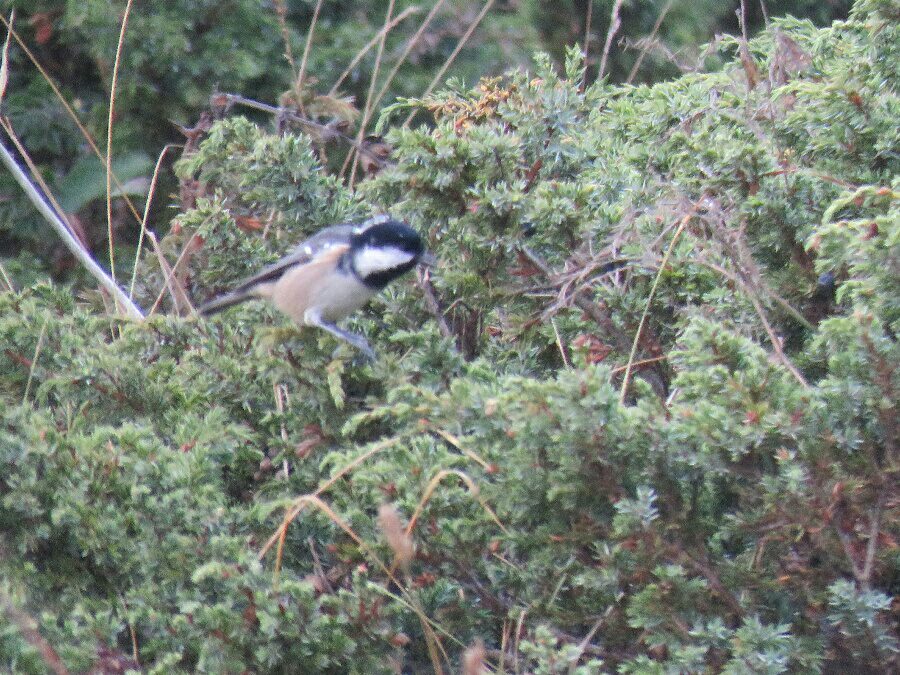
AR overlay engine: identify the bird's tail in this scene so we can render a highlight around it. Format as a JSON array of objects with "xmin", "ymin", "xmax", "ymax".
[{"xmin": 198, "ymin": 291, "xmax": 253, "ymax": 316}]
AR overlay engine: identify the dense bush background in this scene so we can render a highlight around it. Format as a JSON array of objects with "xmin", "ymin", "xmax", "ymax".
[
  {"xmin": 1, "ymin": 0, "xmax": 897, "ymax": 673},
  {"xmin": 0, "ymin": 0, "xmax": 851, "ymax": 281}
]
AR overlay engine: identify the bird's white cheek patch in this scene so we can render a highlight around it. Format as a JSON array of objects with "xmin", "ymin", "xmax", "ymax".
[{"xmin": 353, "ymin": 246, "xmax": 415, "ymax": 277}]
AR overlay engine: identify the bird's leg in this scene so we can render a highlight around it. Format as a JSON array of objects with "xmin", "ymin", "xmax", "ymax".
[{"xmin": 307, "ymin": 315, "xmax": 376, "ymax": 361}]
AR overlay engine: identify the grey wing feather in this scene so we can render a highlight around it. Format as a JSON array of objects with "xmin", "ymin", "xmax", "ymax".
[{"xmin": 198, "ymin": 223, "xmax": 355, "ymax": 315}]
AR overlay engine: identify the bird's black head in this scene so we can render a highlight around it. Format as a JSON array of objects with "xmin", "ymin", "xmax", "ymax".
[{"xmin": 348, "ymin": 217, "xmax": 426, "ymax": 289}]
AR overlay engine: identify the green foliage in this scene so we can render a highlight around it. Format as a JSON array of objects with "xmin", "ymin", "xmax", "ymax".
[
  {"xmin": 1, "ymin": 2, "xmax": 897, "ymax": 673},
  {"xmin": 827, "ymin": 579, "xmax": 898, "ymax": 659},
  {"xmin": 1, "ymin": 0, "xmax": 850, "ymax": 279}
]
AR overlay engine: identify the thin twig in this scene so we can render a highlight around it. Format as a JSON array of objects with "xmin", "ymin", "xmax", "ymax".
[
  {"xmin": 22, "ymin": 316, "xmax": 48, "ymax": 404},
  {"xmin": 0, "ymin": 261, "xmax": 13, "ymax": 291},
  {"xmin": 745, "ymin": 290, "xmax": 809, "ymax": 388},
  {"xmin": 835, "ymin": 523, "xmax": 865, "ymax": 582},
  {"xmin": 513, "ymin": 608, "xmax": 528, "ymax": 674},
  {"xmin": 369, "ymin": 0, "xmax": 450, "ymax": 113},
  {"xmin": 328, "ymin": 5, "xmax": 420, "ymax": 98},
  {"xmin": 569, "ymin": 603, "xmax": 619, "ymax": 674},
  {"xmin": 0, "ymin": 14, "xmax": 146, "ymax": 227},
  {"xmin": 758, "ymin": 0, "xmax": 770, "ymax": 26},
  {"xmin": 128, "ymin": 621, "xmax": 140, "ymax": 666},
  {"xmin": 296, "ymin": 0, "xmax": 324, "ymax": 115},
  {"xmin": 619, "ymin": 204, "xmax": 697, "ymax": 403},
  {"xmin": 582, "ymin": 0, "xmax": 594, "ymax": 78},
  {"xmin": 219, "ymin": 93, "xmax": 392, "ymax": 169},
  {"xmin": 739, "ymin": 0, "xmax": 749, "ymax": 44},
  {"xmin": 129, "ymin": 144, "xmax": 179, "ymax": 300},
  {"xmin": 416, "ymin": 266, "xmax": 452, "ymax": 338},
  {"xmin": 861, "ymin": 489, "xmax": 885, "ymax": 590},
  {"xmin": 403, "ymin": 0, "xmax": 496, "ymax": 127},
  {"xmin": 695, "ymin": 258, "xmax": 814, "ymax": 331},
  {"xmin": 676, "ymin": 547, "xmax": 745, "ymax": 618},
  {"xmin": 598, "ymin": 0, "xmax": 624, "ymax": 81},
  {"xmin": 626, "ymin": 0, "xmax": 673, "ymax": 84},
  {"xmin": 861, "ymin": 332, "xmax": 897, "ymax": 464},
  {"xmin": 106, "ymin": 0, "xmax": 135, "ymax": 284},
  {"xmin": 0, "ymin": 140, "xmax": 144, "ymax": 318},
  {"xmin": 520, "ymin": 246, "xmax": 632, "ymax": 353},
  {"xmin": 348, "ymin": 0, "xmax": 397, "ymax": 185}
]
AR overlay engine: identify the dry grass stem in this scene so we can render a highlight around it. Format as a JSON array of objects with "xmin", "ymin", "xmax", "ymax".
[
  {"xmin": 0, "ymin": 15, "xmax": 146, "ymax": 228},
  {"xmin": 284, "ymin": 495, "xmax": 447, "ymax": 675},
  {"xmin": 430, "ymin": 427, "xmax": 491, "ymax": 470},
  {"xmin": 405, "ymin": 469, "xmax": 509, "ymax": 537},
  {"xmin": 128, "ymin": 144, "xmax": 179, "ymax": 301},
  {"xmin": 22, "ymin": 316, "xmax": 47, "ymax": 404},
  {"xmin": 258, "ymin": 436, "xmax": 405, "ymax": 560},
  {"xmin": 273, "ymin": 382, "xmax": 291, "ymax": 478},
  {"xmin": 0, "ymin": 10, "xmax": 13, "ymax": 102},
  {"xmin": 347, "ymin": 0, "xmax": 396, "ymax": 185},
  {"xmin": 619, "ymin": 202, "xmax": 699, "ymax": 403},
  {"xmin": 273, "ymin": 0, "xmax": 297, "ymax": 76},
  {"xmin": 296, "ymin": 0, "xmax": 324, "ymax": 114},
  {"xmin": 146, "ymin": 231, "xmax": 197, "ymax": 317},
  {"xmin": 328, "ymin": 5, "xmax": 420, "ymax": 98},
  {"xmin": 378, "ymin": 503, "xmax": 415, "ymax": 568},
  {"xmin": 370, "ymin": 0, "xmax": 450, "ymax": 113},
  {"xmin": 462, "ymin": 638, "xmax": 486, "ymax": 675},
  {"xmin": 0, "ymin": 262, "xmax": 13, "ymax": 291},
  {"xmin": 403, "ymin": 0, "xmax": 496, "ymax": 127},
  {"xmin": 582, "ymin": 0, "xmax": 594, "ymax": 70},
  {"xmin": 106, "ymin": 0, "xmax": 135, "ymax": 284}
]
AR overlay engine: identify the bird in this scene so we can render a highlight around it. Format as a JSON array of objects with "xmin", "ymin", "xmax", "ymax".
[{"xmin": 198, "ymin": 215, "xmax": 430, "ymax": 359}]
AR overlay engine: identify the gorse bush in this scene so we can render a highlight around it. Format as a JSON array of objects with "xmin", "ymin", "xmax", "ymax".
[{"xmin": 1, "ymin": 1, "xmax": 897, "ymax": 672}]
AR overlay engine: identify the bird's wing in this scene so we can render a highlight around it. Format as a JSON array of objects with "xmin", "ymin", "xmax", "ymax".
[
  {"xmin": 198, "ymin": 223, "xmax": 357, "ymax": 315},
  {"xmin": 227, "ymin": 223, "xmax": 356, "ymax": 295}
]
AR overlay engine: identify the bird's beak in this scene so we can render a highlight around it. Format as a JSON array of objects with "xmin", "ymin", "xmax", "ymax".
[{"xmin": 418, "ymin": 251, "xmax": 438, "ymax": 267}]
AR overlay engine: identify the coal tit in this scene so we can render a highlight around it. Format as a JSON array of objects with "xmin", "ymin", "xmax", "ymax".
[{"xmin": 199, "ymin": 216, "xmax": 430, "ymax": 359}]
